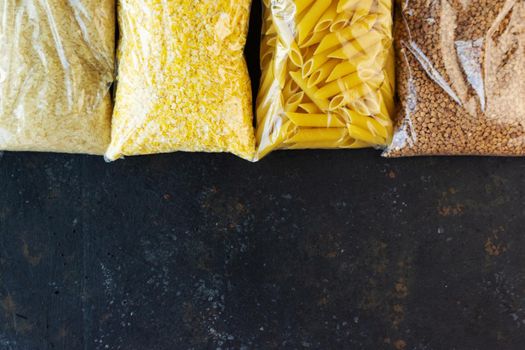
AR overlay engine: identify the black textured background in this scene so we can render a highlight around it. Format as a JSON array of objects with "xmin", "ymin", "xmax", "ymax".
[{"xmin": 1, "ymin": 2, "xmax": 525, "ymax": 350}]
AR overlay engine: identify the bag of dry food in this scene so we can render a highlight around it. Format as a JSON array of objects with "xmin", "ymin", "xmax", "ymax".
[
  {"xmin": 106, "ymin": 0, "xmax": 256, "ymax": 161},
  {"xmin": 384, "ymin": 0, "xmax": 525, "ymax": 157},
  {"xmin": 255, "ymin": 0, "xmax": 395, "ymax": 160},
  {"xmin": 0, "ymin": 0, "xmax": 115, "ymax": 155}
]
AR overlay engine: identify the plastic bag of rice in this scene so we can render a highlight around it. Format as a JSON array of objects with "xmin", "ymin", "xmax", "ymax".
[{"xmin": 0, "ymin": 0, "xmax": 115, "ymax": 155}]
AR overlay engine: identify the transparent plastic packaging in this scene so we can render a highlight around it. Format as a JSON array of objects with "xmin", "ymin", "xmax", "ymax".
[
  {"xmin": 255, "ymin": 0, "xmax": 395, "ymax": 160},
  {"xmin": 384, "ymin": 0, "xmax": 525, "ymax": 157},
  {"xmin": 106, "ymin": 0, "xmax": 256, "ymax": 161},
  {"xmin": 0, "ymin": 0, "xmax": 115, "ymax": 155}
]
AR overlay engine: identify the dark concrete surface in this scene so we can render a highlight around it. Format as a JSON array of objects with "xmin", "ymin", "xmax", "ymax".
[
  {"xmin": 1, "ymin": 1, "xmax": 525, "ymax": 350},
  {"xmin": 2, "ymin": 152, "xmax": 525, "ymax": 350}
]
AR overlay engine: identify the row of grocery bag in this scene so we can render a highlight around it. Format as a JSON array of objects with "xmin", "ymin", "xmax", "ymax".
[{"xmin": 1, "ymin": 0, "xmax": 523, "ymax": 161}]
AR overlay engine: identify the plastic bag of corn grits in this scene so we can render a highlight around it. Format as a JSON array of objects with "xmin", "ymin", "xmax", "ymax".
[
  {"xmin": 0, "ymin": 0, "xmax": 115, "ymax": 155},
  {"xmin": 255, "ymin": 0, "xmax": 395, "ymax": 160},
  {"xmin": 106, "ymin": 0, "xmax": 256, "ymax": 161}
]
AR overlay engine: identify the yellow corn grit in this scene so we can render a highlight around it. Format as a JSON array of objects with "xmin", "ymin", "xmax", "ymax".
[{"xmin": 106, "ymin": 0, "xmax": 256, "ymax": 161}]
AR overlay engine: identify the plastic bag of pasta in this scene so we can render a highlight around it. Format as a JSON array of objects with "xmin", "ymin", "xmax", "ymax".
[
  {"xmin": 0, "ymin": 0, "xmax": 115, "ymax": 155},
  {"xmin": 106, "ymin": 0, "xmax": 256, "ymax": 161},
  {"xmin": 255, "ymin": 0, "xmax": 395, "ymax": 160},
  {"xmin": 384, "ymin": 0, "xmax": 525, "ymax": 157}
]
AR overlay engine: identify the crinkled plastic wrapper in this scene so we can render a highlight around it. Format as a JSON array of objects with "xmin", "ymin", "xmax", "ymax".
[
  {"xmin": 384, "ymin": 0, "xmax": 525, "ymax": 157},
  {"xmin": 106, "ymin": 0, "xmax": 256, "ymax": 161},
  {"xmin": 255, "ymin": 0, "xmax": 395, "ymax": 160},
  {"xmin": 0, "ymin": 0, "xmax": 115, "ymax": 155}
]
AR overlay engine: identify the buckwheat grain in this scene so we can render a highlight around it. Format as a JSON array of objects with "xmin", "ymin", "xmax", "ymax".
[{"xmin": 384, "ymin": 0, "xmax": 525, "ymax": 157}]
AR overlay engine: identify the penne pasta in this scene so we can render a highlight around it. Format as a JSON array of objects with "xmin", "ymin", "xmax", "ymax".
[
  {"xmin": 287, "ymin": 138, "xmax": 371, "ymax": 149},
  {"xmin": 346, "ymin": 139, "xmax": 373, "ymax": 148},
  {"xmin": 295, "ymin": 0, "xmax": 316, "ymax": 16},
  {"xmin": 260, "ymin": 38, "xmax": 276, "ymax": 69},
  {"xmin": 257, "ymin": 89, "xmax": 284, "ymax": 127},
  {"xmin": 302, "ymin": 53, "xmax": 330, "ymax": 77},
  {"xmin": 302, "ymin": 44, "xmax": 318, "ymax": 64},
  {"xmin": 314, "ymin": 1, "xmax": 338, "ymax": 33},
  {"xmin": 261, "ymin": 96, "xmax": 286, "ymax": 135},
  {"xmin": 328, "ymin": 95, "xmax": 347, "ymax": 110},
  {"xmin": 261, "ymin": 34, "xmax": 274, "ymax": 51},
  {"xmin": 351, "ymin": 0, "xmax": 374, "ymax": 25},
  {"xmin": 284, "ymin": 92, "xmax": 305, "ymax": 112},
  {"xmin": 286, "ymin": 128, "xmax": 348, "ymax": 144},
  {"xmin": 326, "ymin": 43, "xmax": 383, "ymax": 82},
  {"xmin": 255, "ymin": 0, "xmax": 394, "ymax": 159},
  {"xmin": 338, "ymin": 108, "xmax": 389, "ymax": 139},
  {"xmin": 258, "ymin": 119, "xmax": 293, "ymax": 158},
  {"xmin": 301, "ymin": 29, "xmax": 330, "ymax": 48},
  {"xmin": 298, "ymin": 103, "xmax": 322, "ymax": 114},
  {"xmin": 351, "ymin": 98, "xmax": 372, "ymax": 116},
  {"xmin": 379, "ymin": 83, "xmax": 395, "ymax": 117},
  {"xmin": 287, "ymin": 139, "xmax": 344, "ymax": 149},
  {"xmin": 316, "ymin": 71, "xmax": 382, "ymax": 99},
  {"xmin": 258, "ymin": 66, "xmax": 276, "ymax": 105},
  {"xmin": 260, "ymin": 50, "xmax": 274, "ymax": 70},
  {"xmin": 265, "ymin": 24, "xmax": 277, "ymax": 36},
  {"xmin": 286, "ymin": 140, "xmax": 341, "ymax": 149},
  {"xmin": 360, "ymin": 94, "xmax": 381, "ymax": 115},
  {"xmin": 290, "ymin": 70, "xmax": 330, "ymax": 111},
  {"xmin": 284, "ymin": 78, "xmax": 300, "ymax": 100},
  {"xmin": 315, "ymin": 14, "xmax": 377, "ymax": 54},
  {"xmin": 266, "ymin": 36, "xmax": 277, "ymax": 48},
  {"xmin": 307, "ymin": 60, "xmax": 339, "ymax": 88},
  {"xmin": 344, "ymin": 83, "xmax": 375, "ymax": 102},
  {"xmin": 374, "ymin": 21, "xmax": 393, "ymax": 39},
  {"xmin": 289, "ymin": 41, "xmax": 304, "ymax": 67},
  {"xmin": 372, "ymin": 105, "xmax": 394, "ymax": 140},
  {"xmin": 328, "ymin": 83, "xmax": 374, "ymax": 110},
  {"xmin": 376, "ymin": 0, "xmax": 393, "ymax": 15},
  {"xmin": 337, "ymin": 0, "xmax": 360, "ymax": 13},
  {"xmin": 328, "ymin": 30, "xmax": 383, "ymax": 60},
  {"xmin": 330, "ymin": 10, "xmax": 349, "ymax": 32},
  {"xmin": 347, "ymin": 124, "xmax": 386, "ymax": 145},
  {"xmin": 297, "ymin": 0, "xmax": 333, "ymax": 44},
  {"xmin": 286, "ymin": 112, "xmax": 346, "ymax": 127}
]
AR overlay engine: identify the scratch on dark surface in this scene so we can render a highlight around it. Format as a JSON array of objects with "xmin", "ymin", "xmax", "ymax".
[
  {"xmin": 21, "ymin": 241, "xmax": 42, "ymax": 266},
  {"xmin": 1, "ymin": 294, "xmax": 17, "ymax": 332},
  {"xmin": 199, "ymin": 185, "xmax": 249, "ymax": 232},
  {"xmin": 0, "ymin": 294, "xmax": 32, "ymax": 337},
  {"xmin": 0, "ymin": 335, "xmax": 17, "ymax": 350},
  {"xmin": 394, "ymin": 278, "xmax": 409, "ymax": 299},
  {"xmin": 485, "ymin": 227, "xmax": 508, "ymax": 257},
  {"xmin": 393, "ymin": 338, "xmax": 407, "ymax": 350},
  {"xmin": 99, "ymin": 263, "xmax": 116, "ymax": 297},
  {"xmin": 437, "ymin": 188, "xmax": 465, "ymax": 216},
  {"xmin": 480, "ymin": 271, "xmax": 525, "ymax": 328}
]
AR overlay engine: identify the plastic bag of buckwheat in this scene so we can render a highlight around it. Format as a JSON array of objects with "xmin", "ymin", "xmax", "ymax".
[{"xmin": 384, "ymin": 0, "xmax": 525, "ymax": 157}]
